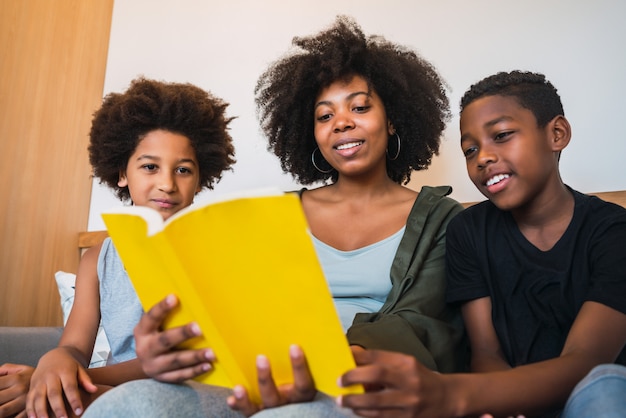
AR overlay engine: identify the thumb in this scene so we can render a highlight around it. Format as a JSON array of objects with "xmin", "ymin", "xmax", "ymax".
[
  {"xmin": 77, "ymin": 367, "xmax": 98, "ymax": 393},
  {"xmin": 0, "ymin": 363, "xmax": 26, "ymax": 374}
]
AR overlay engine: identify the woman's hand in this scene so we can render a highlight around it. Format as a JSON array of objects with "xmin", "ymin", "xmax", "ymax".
[
  {"xmin": 26, "ymin": 348, "xmax": 97, "ymax": 418},
  {"xmin": 134, "ymin": 294, "xmax": 216, "ymax": 383},
  {"xmin": 338, "ymin": 347, "xmax": 454, "ymax": 418},
  {"xmin": 227, "ymin": 344, "xmax": 317, "ymax": 416},
  {"xmin": 0, "ymin": 363, "xmax": 34, "ymax": 418}
]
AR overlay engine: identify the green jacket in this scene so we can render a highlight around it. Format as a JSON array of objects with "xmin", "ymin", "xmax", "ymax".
[{"xmin": 345, "ymin": 185, "xmax": 467, "ymax": 373}]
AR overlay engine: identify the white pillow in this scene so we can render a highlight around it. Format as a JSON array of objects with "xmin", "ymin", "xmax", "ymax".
[{"xmin": 54, "ymin": 271, "xmax": 111, "ymax": 368}]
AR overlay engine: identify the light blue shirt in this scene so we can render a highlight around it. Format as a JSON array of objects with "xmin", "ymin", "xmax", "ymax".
[
  {"xmin": 98, "ymin": 237, "xmax": 143, "ymax": 364},
  {"xmin": 312, "ymin": 227, "xmax": 405, "ymax": 331}
]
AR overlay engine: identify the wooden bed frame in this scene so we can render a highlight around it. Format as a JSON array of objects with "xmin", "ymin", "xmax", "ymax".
[{"xmin": 78, "ymin": 190, "xmax": 626, "ymax": 250}]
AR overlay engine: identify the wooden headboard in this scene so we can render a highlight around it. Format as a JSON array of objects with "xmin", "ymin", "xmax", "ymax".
[
  {"xmin": 78, "ymin": 190, "xmax": 626, "ymax": 250},
  {"xmin": 590, "ymin": 190, "xmax": 626, "ymax": 208},
  {"xmin": 78, "ymin": 230, "xmax": 110, "ymax": 251},
  {"xmin": 460, "ymin": 190, "xmax": 626, "ymax": 209}
]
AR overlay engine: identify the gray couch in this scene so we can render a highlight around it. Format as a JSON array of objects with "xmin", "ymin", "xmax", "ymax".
[{"xmin": 0, "ymin": 327, "xmax": 63, "ymax": 367}]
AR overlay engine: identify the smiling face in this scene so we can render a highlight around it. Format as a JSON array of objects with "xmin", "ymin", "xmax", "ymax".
[
  {"xmin": 118, "ymin": 129, "xmax": 201, "ymax": 220},
  {"xmin": 313, "ymin": 75, "xmax": 394, "ymax": 179},
  {"xmin": 460, "ymin": 95, "xmax": 568, "ymax": 211}
]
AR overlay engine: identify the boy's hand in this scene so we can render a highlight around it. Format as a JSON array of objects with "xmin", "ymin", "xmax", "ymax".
[
  {"xmin": 338, "ymin": 348, "xmax": 453, "ymax": 418},
  {"xmin": 0, "ymin": 363, "xmax": 34, "ymax": 418},
  {"xmin": 227, "ymin": 344, "xmax": 317, "ymax": 416},
  {"xmin": 134, "ymin": 294, "xmax": 216, "ymax": 382},
  {"xmin": 26, "ymin": 348, "xmax": 97, "ymax": 418}
]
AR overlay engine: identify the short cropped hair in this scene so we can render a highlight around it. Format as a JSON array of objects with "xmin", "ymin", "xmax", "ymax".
[
  {"xmin": 89, "ymin": 77, "xmax": 236, "ymax": 201},
  {"xmin": 255, "ymin": 15, "xmax": 450, "ymax": 185},
  {"xmin": 460, "ymin": 70, "xmax": 564, "ymax": 127}
]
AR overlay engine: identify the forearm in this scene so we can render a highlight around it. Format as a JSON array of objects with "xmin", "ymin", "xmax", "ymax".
[
  {"xmin": 448, "ymin": 354, "xmax": 597, "ymax": 417},
  {"xmin": 347, "ymin": 316, "xmax": 438, "ymax": 369},
  {"xmin": 87, "ymin": 359, "xmax": 146, "ymax": 386},
  {"xmin": 470, "ymin": 351, "xmax": 512, "ymax": 373}
]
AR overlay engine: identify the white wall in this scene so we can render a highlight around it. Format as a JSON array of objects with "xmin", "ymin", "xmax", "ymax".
[{"xmin": 88, "ymin": 0, "xmax": 626, "ymax": 230}]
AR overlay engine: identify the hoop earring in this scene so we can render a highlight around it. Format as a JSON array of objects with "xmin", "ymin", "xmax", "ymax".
[
  {"xmin": 387, "ymin": 133, "xmax": 401, "ymax": 161},
  {"xmin": 311, "ymin": 147, "xmax": 333, "ymax": 174}
]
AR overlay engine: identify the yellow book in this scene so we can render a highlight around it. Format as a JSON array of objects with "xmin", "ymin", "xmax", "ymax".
[{"xmin": 102, "ymin": 191, "xmax": 361, "ymax": 403}]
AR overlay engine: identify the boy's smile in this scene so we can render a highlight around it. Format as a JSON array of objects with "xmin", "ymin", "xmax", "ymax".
[{"xmin": 460, "ymin": 95, "xmax": 563, "ymax": 211}]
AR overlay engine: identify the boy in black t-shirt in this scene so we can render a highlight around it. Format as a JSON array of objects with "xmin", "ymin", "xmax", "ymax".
[
  {"xmin": 334, "ymin": 71, "xmax": 626, "ymax": 418},
  {"xmin": 443, "ymin": 70, "xmax": 626, "ymax": 417}
]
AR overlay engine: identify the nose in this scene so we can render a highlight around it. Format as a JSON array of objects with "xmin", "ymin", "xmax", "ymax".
[
  {"xmin": 332, "ymin": 110, "xmax": 354, "ymax": 132},
  {"xmin": 158, "ymin": 172, "xmax": 177, "ymax": 193},
  {"xmin": 476, "ymin": 144, "xmax": 497, "ymax": 169}
]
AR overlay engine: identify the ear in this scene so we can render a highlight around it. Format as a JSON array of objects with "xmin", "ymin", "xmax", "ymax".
[
  {"xmin": 117, "ymin": 171, "xmax": 128, "ymax": 187},
  {"xmin": 547, "ymin": 115, "xmax": 571, "ymax": 153},
  {"xmin": 387, "ymin": 121, "xmax": 395, "ymax": 136}
]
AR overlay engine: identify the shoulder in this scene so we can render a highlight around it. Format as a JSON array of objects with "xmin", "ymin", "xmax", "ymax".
[
  {"xmin": 288, "ymin": 188, "xmax": 308, "ymax": 199},
  {"xmin": 447, "ymin": 199, "xmax": 504, "ymax": 239},
  {"xmin": 77, "ymin": 238, "xmax": 115, "ymax": 281},
  {"xmin": 295, "ymin": 186, "xmax": 331, "ymax": 203},
  {"xmin": 414, "ymin": 185, "xmax": 464, "ymax": 220},
  {"xmin": 75, "ymin": 240, "xmax": 104, "ymax": 287},
  {"xmin": 80, "ymin": 240, "xmax": 105, "ymax": 266},
  {"xmin": 571, "ymin": 188, "xmax": 626, "ymax": 233},
  {"xmin": 95, "ymin": 237, "xmax": 127, "ymax": 279},
  {"xmin": 574, "ymin": 189, "xmax": 626, "ymax": 216},
  {"xmin": 404, "ymin": 186, "xmax": 465, "ymax": 237},
  {"xmin": 96, "ymin": 237, "xmax": 116, "ymax": 260}
]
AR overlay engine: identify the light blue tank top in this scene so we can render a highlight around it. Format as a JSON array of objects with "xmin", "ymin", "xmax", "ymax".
[
  {"xmin": 97, "ymin": 237, "xmax": 143, "ymax": 364},
  {"xmin": 312, "ymin": 227, "xmax": 405, "ymax": 331}
]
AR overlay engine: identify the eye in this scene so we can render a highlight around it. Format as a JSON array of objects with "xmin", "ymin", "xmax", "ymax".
[
  {"xmin": 463, "ymin": 145, "xmax": 478, "ymax": 158},
  {"xmin": 494, "ymin": 131, "xmax": 513, "ymax": 141},
  {"xmin": 316, "ymin": 113, "xmax": 332, "ymax": 122},
  {"xmin": 176, "ymin": 166, "xmax": 193, "ymax": 175},
  {"xmin": 353, "ymin": 105, "xmax": 370, "ymax": 113},
  {"xmin": 142, "ymin": 164, "xmax": 157, "ymax": 172}
]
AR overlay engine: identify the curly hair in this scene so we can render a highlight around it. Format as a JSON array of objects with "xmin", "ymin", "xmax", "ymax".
[
  {"xmin": 460, "ymin": 70, "xmax": 564, "ymax": 127},
  {"xmin": 89, "ymin": 77, "xmax": 236, "ymax": 201},
  {"xmin": 254, "ymin": 16, "xmax": 450, "ymax": 185}
]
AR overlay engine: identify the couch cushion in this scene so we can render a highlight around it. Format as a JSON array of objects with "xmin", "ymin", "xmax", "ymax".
[{"xmin": 0, "ymin": 327, "xmax": 63, "ymax": 367}]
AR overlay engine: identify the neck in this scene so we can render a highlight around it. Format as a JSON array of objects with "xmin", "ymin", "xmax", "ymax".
[
  {"xmin": 330, "ymin": 171, "xmax": 400, "ymax": 201},
  {"xmin": 512, "ymin": 181, "xmax": 574, "ymax": 229}
]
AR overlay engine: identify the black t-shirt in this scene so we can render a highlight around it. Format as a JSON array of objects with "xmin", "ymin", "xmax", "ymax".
[{"xmin": 446, "ymin": 188, "xmax": 626, "ymax": 367}]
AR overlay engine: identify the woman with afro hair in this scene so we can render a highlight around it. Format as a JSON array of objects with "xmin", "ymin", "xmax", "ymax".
[
  {"xmin": 228, "ymin": 15, "xmax": 467, "ymax": 417},
  {"xmin": 21, "ymin": 77, "xmax": 235, "ymax": 418},
  {"xmin": 82, "ymin": 16, "xmax": 466, "ymax": 418}
]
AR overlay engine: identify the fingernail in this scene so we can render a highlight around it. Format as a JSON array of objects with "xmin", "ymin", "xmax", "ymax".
[
  {"xmin": 289, "ymin": 344, "xmax": 301, "ymax": 358},
  {"xmin": 165, "ymin": 294, "xmax": 176, "ymax": 306},
  {"xmin": 190, "ymin": 322, "xmax": 201, "ymax": 336},
  {"xmin": 336, "ymin": 395, "xmax": 343, "ymax": 406},
  {"xmin": 75, "ymin": 407, "xmax": 83, "ymax": 415},
  {"xmin": 204, "ymin": 348, "xmax": 215, "ymax": 361},
  {"xmin": 257, "ymin": 354, "xmax": 269, "ymax": 369},
  {"xmin": 201, "ymin": 362, "xmax": 212, "ymax": 372},
  {"xmin": 337, "ymin": 376, "xmax": 344, "ymax": 387},
  {"xmin": 233, "ymin": 385, "xmax": 245, "ymax": 399}
]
